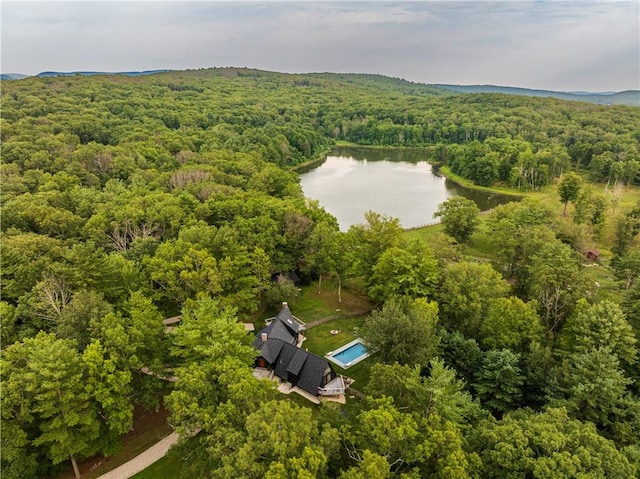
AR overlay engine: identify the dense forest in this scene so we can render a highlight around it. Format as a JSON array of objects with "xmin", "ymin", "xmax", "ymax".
[{"xmin": 1, "ymin": 68, "xmax": 640, "ymax": 478}]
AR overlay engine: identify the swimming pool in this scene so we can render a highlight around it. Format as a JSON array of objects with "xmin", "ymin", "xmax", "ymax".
[{"xmin": 326, "ymin": 339, "xmax": 370, "ymax": 369}]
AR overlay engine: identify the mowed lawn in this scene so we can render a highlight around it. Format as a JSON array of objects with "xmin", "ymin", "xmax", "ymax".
[
  {"xmin": 289, "ymin": 278, "xmax": 373, "ymax": 322},
  {"xmin": 303, "ymin": 315, "xmax": 375, "ymax": 389},
  {"xmin": 130, "ymin": 453, "xmax": 182, "ymax": 479},
  {"xmin": 250, "ymin": 279, "xmax": 373, "ymax": 331}
]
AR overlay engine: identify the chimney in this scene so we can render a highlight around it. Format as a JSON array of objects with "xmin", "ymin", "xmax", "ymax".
[
  {"xmin": 261, "ymin": 333, "xmax": 268, "ymax": 343},
  {"xmin": 282, "ymin": 302, "xmax": 288, "ymax": 309}
]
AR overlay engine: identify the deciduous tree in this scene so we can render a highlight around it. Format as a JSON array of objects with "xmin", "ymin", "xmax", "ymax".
[
  {"xmin": 1, "ymin": 333, "xmax": 101, "ymax": 479},
  {"xmin": 360, "ymin": 297, "xmax": 440, "ymax": 367},
  {"xmin": 434, "ymin": 196, "xmax": 480, "ymax": 244},
  {"xmin": 438, "ymin": 261, "xmax": 510, "ymax": 337},
  {"xmin": 479, "ymin": 297, "xmax": 543, "ymax": 352},
  {"xmin": 558, "ymin": 171, "xmax": 582, "ymax": 215},
  {"xmin": 368, "ymin": 239, "xmax": 439, "ymax": 303},
  {"xmin": 366, "ymin": 359, "xmax": 482, "ymax": 425},
  {"xmin": 470, "ymin": 408, "xmax": 636, "ymax": 478},
  {"xmin": 527, "ymin": 239, "xmax": 587, "ymax": 336},
  {"xmin": 348, "ymin": 211, "xmax": 403, "ymax": 286}
]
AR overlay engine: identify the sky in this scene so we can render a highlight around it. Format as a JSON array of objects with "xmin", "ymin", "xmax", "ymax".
[{"xmin": 2, "ymin": 1, "xmax": 639, "ymax": 92}]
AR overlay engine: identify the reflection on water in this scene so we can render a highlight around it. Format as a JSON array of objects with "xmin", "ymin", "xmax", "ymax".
[{"xmin": 299, "ymin": 147, "xmax": 517, "ymax": 231}]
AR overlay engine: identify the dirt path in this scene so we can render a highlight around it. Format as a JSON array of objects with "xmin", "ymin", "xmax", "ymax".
[{"xmin": 96, "ymin": 432, "xmax": 179, "ymax": 479}]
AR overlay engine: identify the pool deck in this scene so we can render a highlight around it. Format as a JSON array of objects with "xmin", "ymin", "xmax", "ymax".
[{"xmin": 325, "ymin": 338, "xmax": 370, "ymax": 369}]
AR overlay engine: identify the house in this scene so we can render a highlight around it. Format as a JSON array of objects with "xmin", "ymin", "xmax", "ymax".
[{"xmin": 254, "ymin": 303, "xmax": 345, "ymax": 398}]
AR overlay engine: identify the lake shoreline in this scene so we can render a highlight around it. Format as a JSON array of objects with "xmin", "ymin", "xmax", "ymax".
[
  {"xmin": 439, "ymin": 165, "xmax": 527, "ymax": 198},
  {"xmin": 295, "ymin": 144, "xmax": 527, "ymax": 199},
  {"xmin": 298, "ymin": 146, "xmax": 519, "ymax": 231}
]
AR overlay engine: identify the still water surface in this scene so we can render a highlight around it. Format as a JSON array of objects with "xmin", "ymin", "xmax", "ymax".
[{"xmin": 299, "ymin": 147, "xmax": 516, "ymax": 231}]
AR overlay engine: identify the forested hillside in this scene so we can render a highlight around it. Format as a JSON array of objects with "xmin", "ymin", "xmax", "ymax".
[
  {"xmin": 2, "ymin": 68, "xmax": 639, "ymax": 478},
  {"xmin": 433, "ymin": 84, "xmax": 640, "ymax": 106}
]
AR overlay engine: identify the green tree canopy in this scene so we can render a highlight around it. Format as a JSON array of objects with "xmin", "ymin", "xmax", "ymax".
[
  {"xmin": 560, "ymin": 299, "xmax": 637, "ymax": 367},
  {"xmin": 365, "ymin": 359, "xmax": 482, "ymax": 425},
  {"xmin": 527, "ymin": 239, "xmax": 588, "ymax": 336},
  {"xmin": 558, "ymin": 171, "xmax": 583, "ymax": 215},
  {"xmin": 344, "ymin": 396, "xmax": 478, "ymax": 478},
  {"xmin": 368, "ymin": 239, "xmax": 440, "ymax": 303},
  {"xmin": 438, "ymin": 261, "xmax": 510, "ymax": 337},
  {"xmin": 479, "ymin": 296, "xmax": 544, "ymax": 352},
  {"xmin": 469, "ymin": 407, "xmax": 636, "ymax": 478},
  {"xmin": 360, "ymin": 297, "xmax": 440, "ymax": 367},
  {"xmin": 546, "ymin": 347, "xmax": 632, "ymax": 429},
  {"xmin": 348, "ymin": 211, "xmax": 403, "ymax": 286},
  {"xmin": 434, "ymin": 196, "xmax": 480, "ymax": 244},
  {"xmin": 473, "ymin": 349, "xmax": 524, "ymax": 415},
  {"xmin": 1, "ymin": 333, "xmax": 101, "ymax": 479}
]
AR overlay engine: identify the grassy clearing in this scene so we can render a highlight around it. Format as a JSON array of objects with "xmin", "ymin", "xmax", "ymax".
[
  {"xmin": 294, "ymin": 279, "xmax": 372, "ymax": 321},
  {"xmin": 465, "ymin": 217, "xmax": 502, "ymax": 261},
  {"xmin": 406, "ymin": 172, "xmax": 640, "ymax": 309},
  {"xmin": 250, "ymin": 279, "xmax": 372, "ymax": 333},
  {"xmin": 404, "ymin": 222, "xmax": 444, "ymax": 242},
  {"xmin": 404, "ymin": 216, "xmax": 499, "ymax": 261},
  {"xmin": 303, "ymin": 316, "xmax": 375, "ymax": 389},
  {"xmin": 303, "ymin": 316, "xmax": 365, "ymax": 353},
  {"xmin": 584, "ymin": 261, "xmax": 625, "ymax": 304}
]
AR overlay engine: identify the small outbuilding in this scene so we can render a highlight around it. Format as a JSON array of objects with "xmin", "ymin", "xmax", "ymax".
[{"xmin": 585, "ymin": 248, "xmax": 600, "ymax": 262}]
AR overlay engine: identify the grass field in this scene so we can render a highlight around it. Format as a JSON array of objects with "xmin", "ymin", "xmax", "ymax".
[
  {"xmin": 249, "ymin": 278, "xmax": 372, "ymax": 332},
  {"xmin": 405, "ymin": 169, "xmax": 639, "ymax": 307},
  {"xmin": 130, "ymin": 453, "xmax": 182, "ymax": 479},
  {"xmin": 302, "ymin": 315, "xmax": 375, "ymax": 388}
]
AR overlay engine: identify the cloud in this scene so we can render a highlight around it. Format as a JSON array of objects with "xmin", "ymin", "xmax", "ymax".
[{"xmin": 1, "ymin": 1, "xmax": 638, "ymax": 91}]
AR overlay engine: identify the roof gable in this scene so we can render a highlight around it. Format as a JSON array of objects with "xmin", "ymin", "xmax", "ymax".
[
  {"xmin": 274, "ymin": 342, "xmax": 299, "ymax": 379},
  {"xmin": 287, "ymin": 349, "xmax": 309, "ymax": 376},
  {"xmin": 259, "ymin": 339, "xmax": 285, "ymax": 364},
  {"xmin": 275, "ymin": 304, "xmax": 304, "ymax": 334},
  {"xmin": 253, "ymin": 320, "xmax": 296, "ymax": 350},
  {"xmin": 297, "ymin": 354, "xmax": 333, "ymax": 396}
]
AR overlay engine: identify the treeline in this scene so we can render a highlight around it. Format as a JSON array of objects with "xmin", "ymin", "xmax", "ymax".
[{"xmin": 1, "ymin": 69, "xmax": 639, "ymax": 478}]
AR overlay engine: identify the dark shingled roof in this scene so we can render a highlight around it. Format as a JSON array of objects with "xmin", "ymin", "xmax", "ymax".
[
  {"xmin": 296, "ymin": 354, "xmax": 332, "ymax": 396},
  {"xmin": 258, "ymin": 338, "xmax": 285, "ymax": 364},
  {"xmin": 287, "ymin": 348, "xmax": 309, "ymax": 376},
  {"xmin": 274, "ymin": 343, "xmax": 298, "ymax": 379},
  {"xmin": 254, "ymin": 338, "xmax": 335, "ymax": 396},
  {"xmin": 252, "ymin": 320, "xmax": 296, "ymax": 350},
  {"xmin": 253, "ymin": 304, "xmax": 335, "ymax": 397},
  {"xmin": 276, "ymin": 307, "xmax": 303, "ymax": 334}
]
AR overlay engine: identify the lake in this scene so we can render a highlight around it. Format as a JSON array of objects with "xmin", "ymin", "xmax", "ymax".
[{"xmin": 299, "ymin": 147, "xmax": 517, "ymax": 231}]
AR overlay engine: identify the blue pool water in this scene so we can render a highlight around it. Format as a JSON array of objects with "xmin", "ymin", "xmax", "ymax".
[{"xmin": 333, "ymin": 342, "xmax": 368, "ymax": 364}]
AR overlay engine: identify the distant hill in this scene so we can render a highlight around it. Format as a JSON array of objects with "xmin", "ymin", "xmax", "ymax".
[
  {"xmin": 35, "ymin": 69, "xmax": 174, "ymax": 78},
  {"xmin": 0, "ymin": 73, "xmax": 29, "ymax": 80},
  {"xmin": 2, "ymin": 69, "xmax": 637, "ymax": 106},
  {"xmin": 432, "ymin": 84, "xmax": 640, "ymax": 106}
]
